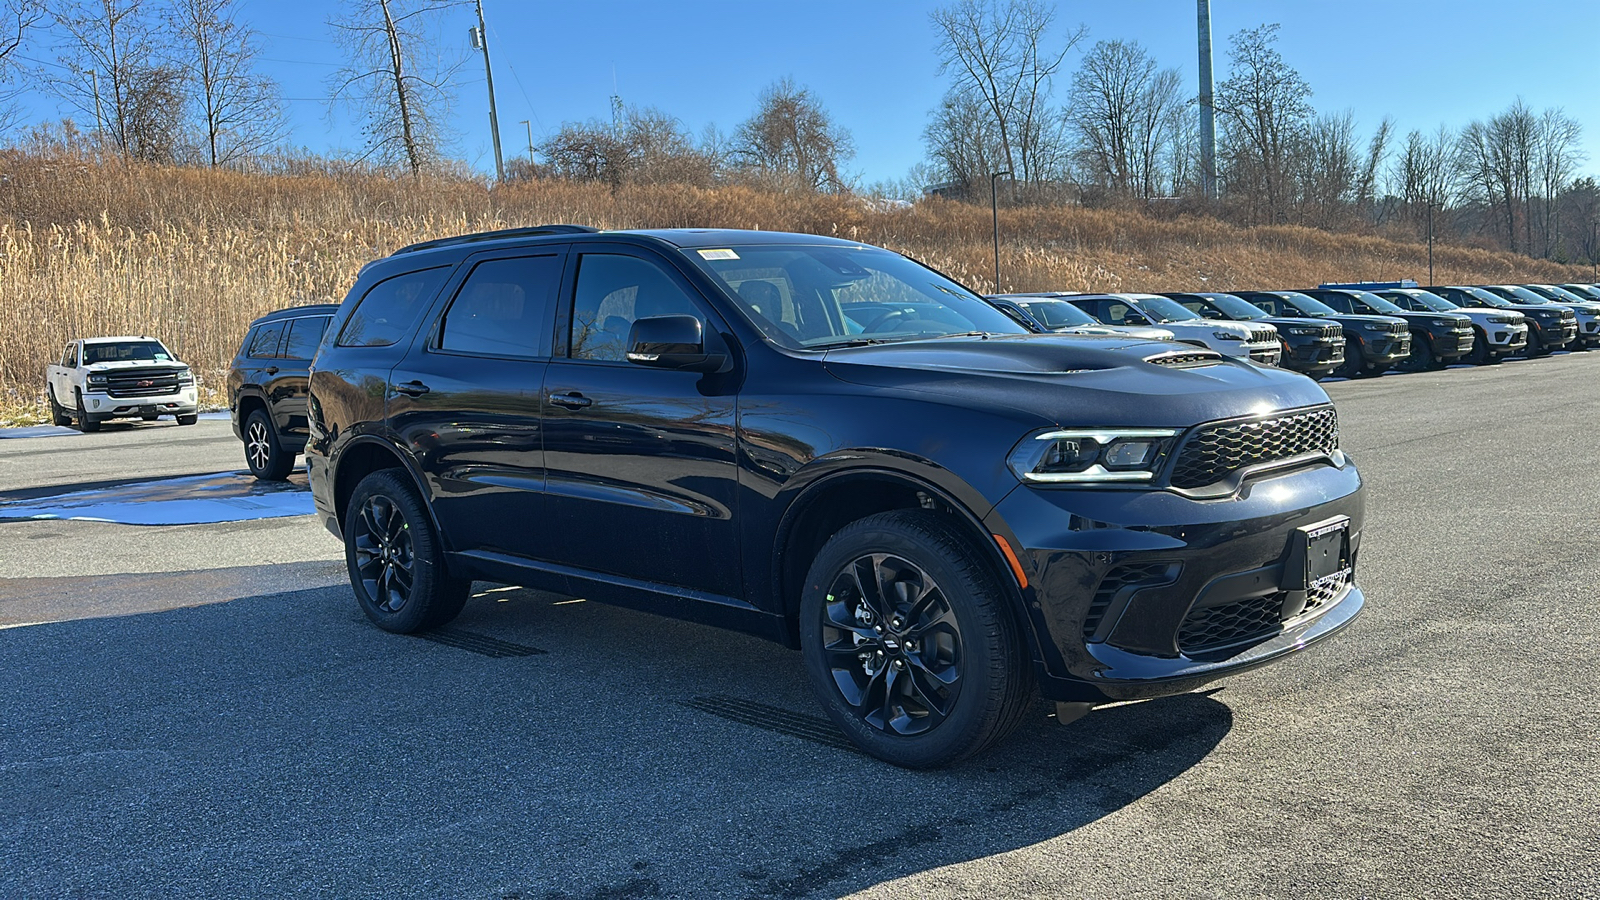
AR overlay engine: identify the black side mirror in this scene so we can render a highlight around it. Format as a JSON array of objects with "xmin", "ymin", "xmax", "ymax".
[{"xmin": 626, "ymin": 315, "xmax": 726, "ymax": 373}]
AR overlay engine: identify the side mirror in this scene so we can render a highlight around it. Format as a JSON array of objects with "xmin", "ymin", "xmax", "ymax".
[{"xmin": 626, "ymin": 315, "xmax": 726, "ymax": 373}]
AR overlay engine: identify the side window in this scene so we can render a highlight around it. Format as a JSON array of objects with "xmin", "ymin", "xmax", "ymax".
[
  {"xmin": 280, "ymin": 316, "xmax": 331, "ymax": 360},
  {"xmin": 1318, "ymin": 293, "xmax": 1354, "ymax": 314},
  {"xmin": 62, "ymin": 344, "xmax": 76, "ymax": 367},
  {"xmin": 438, "ymin": 255, "xmax": 561, "ymax": 358},
  {"xmin": 337, "ymin": 267, "xmax": 450, "ymax": 348},
  {"xmin": 569, "ymin": 254, "xmax": 703, "ymax": 362},
  {"xmin": 1179, "ymin": 300, "xmax": 1205, "ymax": 316},
  {"xmin": 248, "ymin": 322, "xmax": 285, "ymax": 358}
]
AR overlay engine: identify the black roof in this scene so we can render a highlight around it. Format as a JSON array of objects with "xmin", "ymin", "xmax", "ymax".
[
  {"xmin": 249, "ymin": 304, "xmax": 341, "ymax": 326},
  {"xmin": 385, "ymin": 225, "xmax": 870, "ymax": 261}
]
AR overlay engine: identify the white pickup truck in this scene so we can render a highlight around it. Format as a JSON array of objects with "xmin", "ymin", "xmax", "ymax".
[{"xmin": 46, "ymin": 336, "xmax": 200, "ymax": 431}]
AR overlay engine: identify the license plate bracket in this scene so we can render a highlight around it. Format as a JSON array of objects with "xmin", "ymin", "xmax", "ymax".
[{"xmin": 1284, "ymin": 515, "xmax": 1349, "ymax": 591}]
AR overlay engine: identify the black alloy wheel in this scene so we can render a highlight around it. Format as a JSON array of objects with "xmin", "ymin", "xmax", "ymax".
[
  {"xmin": 73, "ymin": 388, "xmax": 100, "ymax": 432},
  {"xmin": 800, "ymin": 510, "xmax": 1031, "ymax": 769},
  {"xmin": 243, "ymin": 409, "xmax": 294, "ymax": 480},
  {"xmin": 1525, "ymin": 327, "xmax": 1545, "ymax": 357},
  {"xmin": 1337, "ymin": 338, "xmax": 1363, "ymax": 378},
  {"xmin": 47, "ymin": 386, "xmax": 71, "ymax": 426},
  {"xmin": 1403, "ymin": 335, "xmax": 1433, "ymax": 372},
  {"xmin": 344, "ymin": 470, "xmax": 468, "ymax": 633},
  {"xmin": 1467, "ymin": 329, "xmax": 1490, "ymax": 365}
]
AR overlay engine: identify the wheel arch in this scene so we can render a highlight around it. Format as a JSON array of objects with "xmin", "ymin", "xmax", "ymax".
[
  {"xmin": 330, "ymin": 435, "xmax": 449, "ymax": 549},
  {"xmin": 771, "ymin": 466, "xmax": 1038, "ymax": 661}
]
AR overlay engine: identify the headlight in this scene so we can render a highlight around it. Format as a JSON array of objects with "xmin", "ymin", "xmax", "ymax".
[
  {"xmin": 87, "ymin": 373, "xmax": 108, "ymax": 386},
  {"xmin": 1431, "ymin": 319, "xmax": 1457, "ymax": 327},
  {"xmin": 1210, "ymin": 331, "xmax": 1243, "ymax": 341},
  {"xmin": 177, "ymin": 369, "xmax": 196, "ymax": 385},
  {"xmin": 1287, "ymin": 326, "xmax": 1321, "ymax": 335},
  {"xmin": 1488, "ymin": 316, "xmax": 1511, "ymax": 324},
  {"xmin": 1363, "ymin": 323, "xmax": 1390, "ymax": 332},
  {"xmin": 1007, "ymin": 428, "xmax": 1179, "ymax": 484}
]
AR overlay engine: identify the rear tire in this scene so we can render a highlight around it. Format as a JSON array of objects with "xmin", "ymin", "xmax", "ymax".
[
  {"xmin": 47, "ymin": 387, "xmax": 72, "ymax": 426},
  {"xmin": 243, "ymin": 409, "xmax": 293, "ymax": 480},
  {"xmin": 798, "ymin": 510, "xmax": 1031, "ymax": 769},
  {"xmin": 344, "ymin": 470, "xmax": 469, "ymax": 634},
  {"xmin": 73, "ymin": 388, "xmax": 100, "ymax": 432}
]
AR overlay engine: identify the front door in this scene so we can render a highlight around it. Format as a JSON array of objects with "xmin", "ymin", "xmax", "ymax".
[
  {"xmin": 388, "ymin": 249, "xmax": 566, "ymax": 558},
  {"xmin": 539, "ymin": 247, "xmax": 742, "ymax": 600}
]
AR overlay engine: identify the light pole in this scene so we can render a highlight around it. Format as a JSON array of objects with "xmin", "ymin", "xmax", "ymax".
[
  {"xmin": 1426, "ymin": 200, "xmax": 1434, "ymax": 287},
  {"xmin": 991, "ymin": 171, "xmax": 1012, "ymax": 292}
]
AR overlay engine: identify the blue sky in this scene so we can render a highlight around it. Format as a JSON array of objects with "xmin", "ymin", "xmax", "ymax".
[{"xmin": 20, "ymin": 0, "xmax": 1600, "ymax": 184}]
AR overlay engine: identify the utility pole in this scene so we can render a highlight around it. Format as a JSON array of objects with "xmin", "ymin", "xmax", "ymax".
[
  {"xmin": 991, "ymin": 171, "xmax": 1012, "ymax": 292},
  {"xmin": 1426, "ymin": 201, "xmax": 1435, "ymax": 286},
  {"xmin": 471, "ymin": 0, "xmax": 504, "ymax": 181},
  {"xmin": 519, "ymin": 119, "xmax": 533, "ymax": 166},
  {"xmin": 1197, "ymin": 0, "xmax": 1217, "ymax": 201},
  {"xmin": 89, "ymin": 68, "xmax": 105, "ymax": 146}
]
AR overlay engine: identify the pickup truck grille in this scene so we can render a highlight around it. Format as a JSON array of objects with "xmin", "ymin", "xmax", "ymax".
[
  {"xmin": 103, "ymin": 368, "xmax": 182, "ymax": 398},
  {"xmin": 1169, "ymin": 406, "xmax": 1339, "ymax": 490}
]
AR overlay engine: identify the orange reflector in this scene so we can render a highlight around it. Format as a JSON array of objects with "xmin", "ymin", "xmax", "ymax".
[{"xmin": 993, "ymin": 534, "xmax": 1028, "ymax": 589}]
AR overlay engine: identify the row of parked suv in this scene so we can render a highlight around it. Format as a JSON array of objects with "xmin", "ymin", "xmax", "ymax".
[
  {"xmin": 217, "ymin": 226, "xmax": 1401, "ymax": 767},
  {"xmin": 987, "ymin": 281, "xmax": 1600, "ymax": 380}
]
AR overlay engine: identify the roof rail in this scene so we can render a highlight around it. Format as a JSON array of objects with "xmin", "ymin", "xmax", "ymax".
[{"xmin": 392, "ymin": 224, "xmax": 600, "ymax": 256}]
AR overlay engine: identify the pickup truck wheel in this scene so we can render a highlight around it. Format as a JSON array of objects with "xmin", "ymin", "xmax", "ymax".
[
  {"xmin": 799, "ymin": 510, "xmax": 1031, "ymax": 769},
  {"xmin": 72, "ymin": 388, "xmax": 100, "ymax": 433},
  {"xmin": 345, "ymin": 470, "xmax": 469, "ymax": 634},
  {"xmin": 243, "ymin": 410, "xmax": 293, "ymax": 480},
  {"xmin": 47, "ymin": 387, "xmax": 72, "ymax": 426}
]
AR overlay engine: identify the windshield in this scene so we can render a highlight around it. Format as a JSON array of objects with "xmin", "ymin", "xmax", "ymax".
[
  {"xmin": 1261, "ymin": 292, "xmax": 1340, "ymax": 318},
  {"xmin": 1014, "ymin": 299, "xmax": 1100, "ymax": 329},
  {"xmin": 1393, "ymin": 290, "xmax": 1457, "ymax": 312},
  {"xmin": 1559, "ymin": 284, "xmax": 1600, "ymax": 300},
  {"xmin": 1445, "ymin": 286, "xmax": 1509, "ymax": 308},
  {"xmin": 1493, "ymin": 285, "xmax": 1552, "ymax": 304},
  {"xmin": 1201, "ymin": 293, "xmax": 1270, "ymax": 320},
  {"xmin": 81, "ymin": 340, "xmax": 174, "ymax": 364},
  {"xmin": 1535, "ymin": 285, "xmax": 1591, "ymax": 304},
  {"xmin": 1131, "ymin": 295, "xmax": 1203, "ymax": 323},
  {"xmin": 686, "ymin": 244, "xmax": 1028, "ymax": 348},
  {"xmin": 1350, "ymin": 291, "xmax": 1408, "ymax": 314}
]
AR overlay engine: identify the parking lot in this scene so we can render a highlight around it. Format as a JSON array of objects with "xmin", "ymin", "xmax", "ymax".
[{"xmin": 2, "ymin": 355, "xmax": 1597, "ymax": 899}]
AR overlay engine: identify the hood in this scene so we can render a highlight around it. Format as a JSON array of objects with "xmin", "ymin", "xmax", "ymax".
[
  {"xmin": 1054, "ymin": 324, "xmax": 1174, "ymax": 341},
  {"xmin": 1263, "ymin": 316, "xmax": 1341, "ymax": 334},
  {"xmin": 83, "ymin": 359, "xmax": 187, "ymax": 372},
  {"xmin": 820, "ymin": 334, "xmax": 1330, "ymax": 430},
  {"xmin": 1325, "ymin": 313, "xmax": 1407, "ymax": 328}
]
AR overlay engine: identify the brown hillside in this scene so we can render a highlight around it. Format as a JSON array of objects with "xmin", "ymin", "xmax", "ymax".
[{"xmin": 1, "ymin": 153, "xmax": 1592, "ymax": 421}]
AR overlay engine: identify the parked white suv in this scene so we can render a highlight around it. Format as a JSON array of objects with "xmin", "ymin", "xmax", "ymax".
[
  {"xmin": 46, "ymin": 336, "xmax": 199, "ymax": 431},
  {"xmin": 1061, "ymin": 293, "xmax": 1282, "ymax": 364},
  {"xmin": 1374, "ymin": 288, "xmax": 1528, "ymax": 364}
]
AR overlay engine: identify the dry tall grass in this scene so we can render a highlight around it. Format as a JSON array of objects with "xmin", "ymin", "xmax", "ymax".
[{"xmin": 1, "ymin": 152, "xmax": 1593, "ymax": 423}]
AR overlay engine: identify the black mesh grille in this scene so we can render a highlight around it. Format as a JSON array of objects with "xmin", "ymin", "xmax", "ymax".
[
  {"xmin": 1177, "ymin": 596, "xmax": 1284, "ymax": 653},
  {"xmin": 1169, "ymin": 407, "xmax": 1338, "ymax": 489},
  {"xmin": 1082, "ymin": 562, "xmax": 1177, "ymax": 640}
]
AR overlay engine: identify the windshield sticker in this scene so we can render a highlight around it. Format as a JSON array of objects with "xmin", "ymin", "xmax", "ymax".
[{"xmin": 698, "ymin": 249, "xmax": 739, "ymax": 261}]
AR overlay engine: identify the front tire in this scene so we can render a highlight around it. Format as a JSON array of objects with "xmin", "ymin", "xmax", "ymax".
[
  {"xmin": 799, "ymin": 510, "xmax": 1031, "ymax": 769},
  {"xmin": 1401, "ymin": 335, "xmax": 1433, "ymax": 372},
  {"xmin": 73, "ymin": 388, "xmax": 100, "ymax": 432},
  {"xmin": 344, "ymin": 470, "xmax": 469, "ymax": 634},
  {"xmin": 1337, "ymin": 338, "xmax": 1363, "ymax": 378},
  {"xmin": 243, "ymin": 409, "xmax": 293, "ymax": 480},
  {"xmin": 1525, "ymin": 328, "xmax": 1546, "ymax": 357}
]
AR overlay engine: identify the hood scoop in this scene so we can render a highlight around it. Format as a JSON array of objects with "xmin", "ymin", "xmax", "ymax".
[{"xmin": 1144, "ymin": 349, "xmax": 1225, "ymax": 369}]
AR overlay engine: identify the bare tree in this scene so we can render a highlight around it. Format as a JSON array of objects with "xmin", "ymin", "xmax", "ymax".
[
  {"xmin": 1534, "ymin": 108, "xmax": 1583, "ymax": 257},
  {"xmin": 1457, "ymin": 102, "xmax": 1536, "ymax": 253},
  {"xmin": 1391, "ymin": 125, "xmax": 1457, "ymax": 232},
  {"xmin": 169, "ymin": 0, "xmax": 284, "ymax": 167},
  {"xmin": 1068, "ymin": 39, "xmax": 1183, "ymax": 198},
  {"xmin": 733, "ymin": 78, "xmax": 853, "ymax": 192},
  {"xmin": 1355, "ymin": 115, "xmax": 1392, "ymax": 213},
  {"xmin": 1214, "ymin": 24, "xmax": 1313, "ymax": 222},
  {"xmin": 46, "ymin": 0, "xmax": 178, "ymax": 158},
  {"xmin": 1293, "ymin": 110, "xmax": 1358, "ymax": 226},
  {"xmin": 0, "ymin": 1, "xmax": 42, "ymax": 131},
  {"xmin": 540, "ymin": 105, "xmax": 717, "ymax": 189},
  {"xmin": 929, "ymin": 0, "xmax": 1085, "ymax": 191},
  {"xmin": 328, "ymin": 0, "xmax": 465, "ymax": 176}
]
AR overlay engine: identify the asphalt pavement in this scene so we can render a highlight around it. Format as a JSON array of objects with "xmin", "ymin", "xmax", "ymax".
[{"xmin": 1, "ymin": 355, "xmax": 1597, "ymax": 899}]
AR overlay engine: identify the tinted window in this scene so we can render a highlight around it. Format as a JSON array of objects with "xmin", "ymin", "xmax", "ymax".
[
  {"xmin": 83, "ymin": 340, "xmax": 174, "ymax": 363},
  {"xmin": 337, "ymin": 267, "xmax": 450, "ymax": 348},
  {"xmin": 247, "ymin": 323, "xmax": 285, "ymax": 358},
  {"xmin": 62, "ymin": 344, "xmax": 76, "ymax": 366},
  {"xmin": 570, "ymin": 254, "xmax": 703, "ymax": 362},
  {"xmin": 1314, "ymin": 292, "xmax": 1355, "ymax": 314},
  {"xmin": 439, "ymin": 255, "xmax": 561, "ymax": 357},
  {"xmin": 281, "ymin": 316, "xmax": 331, "ymax": 360}
]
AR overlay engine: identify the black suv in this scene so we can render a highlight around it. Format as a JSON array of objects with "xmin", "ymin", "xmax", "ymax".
[
  {"xmin": 227, "ymin": 305, "xmax": 339, "ymax": 479},
  {"xmin": 305, "ymin": 226, "xmax": 1366, "ymax": 768},
  {"xmin": 1231, "ymin": 290, "xmax": 1410, "ymax": 377},
  {"xmin": 1440, "ymin": 286, "xmax": 1576, "ymax": 355},
  {"xmin": 1159, "ymin": 292, "xmax": 1345, "ymax": 377},
  {"xmin": 1304, "ymin": 286, "xmax": 1475, "ymax": 371}
]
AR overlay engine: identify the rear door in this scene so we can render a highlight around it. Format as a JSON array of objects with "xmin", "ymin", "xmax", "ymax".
[
  {"xmin": 270, "ymin": 315, "xmax": 332, "ymax": 439},
  {"xmin": 538, "ymin": 245, "xmax": 743, "ymax": 600},
  {"xmin": 241, "ymin": 320, "xmax": 287, "ymax": 419},
  {"xmin": 387, "ymin": 248, "xmax": 566, "ymax": 558}
]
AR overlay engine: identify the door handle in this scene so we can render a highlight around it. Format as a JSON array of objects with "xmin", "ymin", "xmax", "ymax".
[
  {"xmin": 264, "ymin": 366, "xmax": 279, "ymax": 375},
  {"xmin": 547, "ymin": 392, "xmax": 592, "ymax": 410},
  {"xmin": 393, "ymin": 380, "xmax": 430, "ymax": 397}
]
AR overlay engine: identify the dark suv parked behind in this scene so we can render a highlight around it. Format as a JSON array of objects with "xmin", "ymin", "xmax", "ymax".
[
  {"xmin": 306, "ymin": 226, "xmax": 1366, "ymax": 768},
  {"xmin": 227, "ymin": 305, "xmax": 339, "ymax": 479},
  {"xmin": 1160, "ymin": 291, "xmax": 1345, "ymax": 377}
]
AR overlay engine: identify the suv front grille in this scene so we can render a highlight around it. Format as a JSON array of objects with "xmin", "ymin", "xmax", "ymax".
[
  {"xmin": 1169, "ymin": 407, "xmax": 1339, "ymax": 489},
  {"xmin": 104, "ymin": 368, "xmax": 181, "ymax": 398},
  {"xmin": 1249, "ymin": 327, "xmax": 1275, "ymax": 343}
]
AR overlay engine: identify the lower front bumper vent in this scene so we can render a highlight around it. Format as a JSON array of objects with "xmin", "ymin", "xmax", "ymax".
[
  {"xmin": 1083, "ymin": 562, "xmax": 1181, "ymax": 640},
  {"xmin": 1178, "ymin": 568, "xmax": 1352, "ymax": 655}
]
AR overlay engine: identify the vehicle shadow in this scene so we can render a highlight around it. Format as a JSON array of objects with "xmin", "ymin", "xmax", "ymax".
[{"xmin": 0, "ymin": 583, "xmax": 1233, "ymax": 899}]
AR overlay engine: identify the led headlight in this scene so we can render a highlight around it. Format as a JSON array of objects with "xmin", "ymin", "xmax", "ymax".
[
  {"xmin": 1431, "ymin": 319, "xmax": 1457, "ymax": 327},
  {"xmin": 1008, "ymin": 428, "xmax": 1179, "ymax": 484},
  {"xmin": 1287, "ymin": 326, "xmax": 1321, "ymax": 335},
  {"xmin": 1363, "ymin": 323, "xmax": 1391, "ymax": 332},
  {"xmin": 87, "ymin": 373, "xmax": 108, "ymax": 386},
  {"xmin": 176, "ymin": 368, "xmax": 196, "ymax": 385},
  {"xmin": 1211, "ymin": 331, "xmax": 1244, "ymax": 341}
]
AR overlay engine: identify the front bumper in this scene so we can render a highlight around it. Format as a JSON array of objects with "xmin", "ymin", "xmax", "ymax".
[
  {"xmin": 1358, "ymin": 333, "xmax": 1410, "ymax": 363},
  {"xmin": 1483, "ymin": 325, "xmax": 1528, "ymax": 354},
  {"xmin": 1281, "ymin": 338, "xmax": 1345, "ymax": 374},
  {"xmin": 1426, "ymin": 328, "xmax": 1475, "ymax": 359},
  {"xmin": 81, "ymin": 389, "xmax": 198, "ymax": 418},
  {"xmin": 986, "ymin": 458, "xmax": 1364, "ymax": 703}
]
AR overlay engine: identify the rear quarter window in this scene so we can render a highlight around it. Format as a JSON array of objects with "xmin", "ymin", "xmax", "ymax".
[
  {"xmin": 281, "ymin": 316, "xmax": 332, "ymax": 360},
  {"xmin": 337, "ymin": 267, "xmax": 450, "ymax": 348},
  {"xmin": 247, "ymin": 322, "xmax": 285, "ymax": 358}
]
